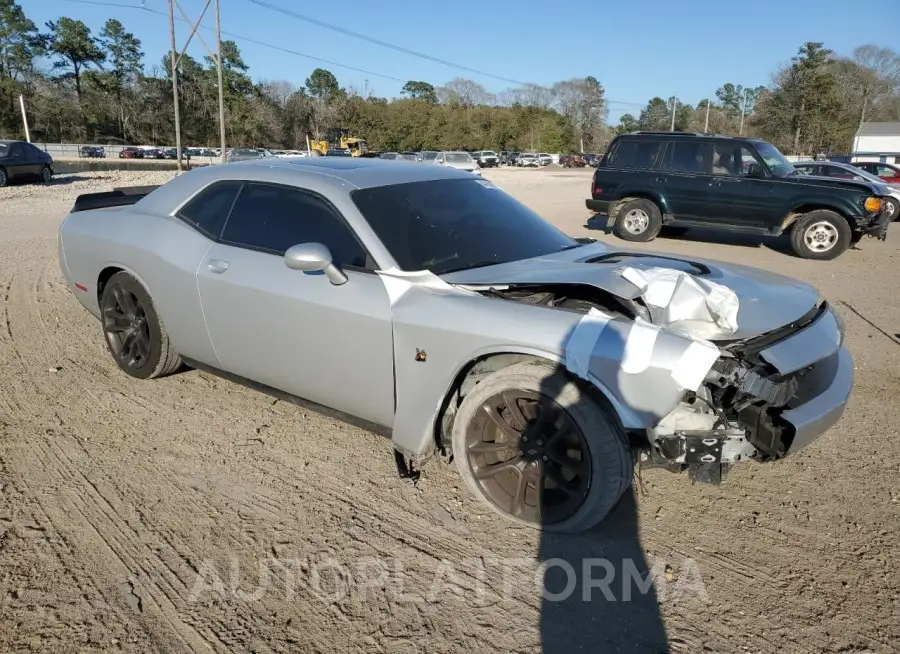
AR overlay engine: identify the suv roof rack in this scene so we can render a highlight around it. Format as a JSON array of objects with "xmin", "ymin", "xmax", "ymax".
[{"xmin": 628, "ymin": 130, "xmax": 722, "ymax": 137}]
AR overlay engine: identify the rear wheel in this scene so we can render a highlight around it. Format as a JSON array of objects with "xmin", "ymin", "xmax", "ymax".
[
  {"xmin": 612, "ymin": 198, "xmax": 663, "ymax": 242},
  {"xmin": 790, "ymin": 210, "xmax": 851, "ymax": 260},
  {"xmin": 451, "ymin": 361, "xmax": 633, "ymax": 533},
  {"xmin": 0, "ymin": 168, "xmax": 7, "ymax": 187},
  {"xmin": 100, "ymin": 272, "xmax": 182, "ymax": 379}
]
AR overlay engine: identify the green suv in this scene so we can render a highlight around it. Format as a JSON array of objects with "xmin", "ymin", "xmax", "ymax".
[{"xmin": 586, "ymin": 132, "xmax": 890, "ymax": 260}]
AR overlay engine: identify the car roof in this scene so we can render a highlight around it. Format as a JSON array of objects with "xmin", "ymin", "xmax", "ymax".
[
  {"xmin": 617, "ymin": 131, "xmax": 761, "ymax": 142},
  {"xmin": 142, "ymin": 156, "xmax": 476, "ymax": 211}
]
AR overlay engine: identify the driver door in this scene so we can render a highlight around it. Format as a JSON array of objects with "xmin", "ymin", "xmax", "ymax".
[{"xmin": 196, "ymin": 182, "xmax": 395, "ymax": 428}]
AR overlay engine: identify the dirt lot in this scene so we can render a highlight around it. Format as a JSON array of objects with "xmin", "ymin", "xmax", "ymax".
[{"xmin": 1, "ymin": 168, "xmax": 898, "ymax": 654}]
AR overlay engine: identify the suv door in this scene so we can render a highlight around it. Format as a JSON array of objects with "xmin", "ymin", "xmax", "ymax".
[
  {"xmin": 705, "ymin": 141, "xmax": 780, "ymax": 228},
  {"xmin": 196, "ymin": 182, "xmax": 395, "ymax": 427},
  {"xmin": 655, "ymin": 138, "xmax": 713, "ymax": 220}
]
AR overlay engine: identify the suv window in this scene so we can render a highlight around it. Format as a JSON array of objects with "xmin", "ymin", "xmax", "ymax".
[
  {"xmin": 877, "ymin": 164, "xmax": 898, "ymax": 177},
  {"xmin": 177, "ymin": 180, "xmax": 242, "ymax": 238},
  {"xmin": 711, "ymin": 143, "xmax": 760, "ymax": 176},
  {"xmin": 606, "ymin": 139, "xmax": 661, "ymax": 169},
  {"xmin": 221, "ymin": 182, "xmax": 370, "ymax": 268},
  {"xmin": 659, "ymin": 140, "xmax": 712, "ymax": 174}
]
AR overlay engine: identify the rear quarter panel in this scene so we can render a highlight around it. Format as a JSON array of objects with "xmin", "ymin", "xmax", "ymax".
[{"xmin": 59, "ymin": 206, "xmax": 220, "ymax": 366}]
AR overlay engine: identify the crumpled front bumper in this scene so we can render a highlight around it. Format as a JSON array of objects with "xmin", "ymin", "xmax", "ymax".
[{"xmin": 752, "ymin": 304, "xmax": 853, "ymax": 455}]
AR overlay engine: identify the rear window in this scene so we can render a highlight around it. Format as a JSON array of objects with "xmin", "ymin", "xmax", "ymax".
[{"xmin": 605, "ymin": 139, "xmax": 661, "ymax": 169}]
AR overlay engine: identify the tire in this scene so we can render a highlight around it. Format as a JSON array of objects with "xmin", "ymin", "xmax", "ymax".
[
  {"xmin": 41, "ymin": 165, "xmax": 52, "ymax": 183},
  {"xmin": 612, "ymin": 198, "xmax": 663, "ymax": 242},
  {"xmin": 451, "ymin": 360, "xmax": 633, "ymax": 533},
  {"xmin": 99, "ymin": 272, "xmax": 182, "ymax": 380},
  {"xmin": 789, "ymin": 210, "xmax": 852, "ymax": 260},
  {"xmin": 0, "ymin": 168, "xmax": 6, "ymax": 188},
  {"xmin": 883, "ymin": 197, "xmax": 899, "ymax": 221}
]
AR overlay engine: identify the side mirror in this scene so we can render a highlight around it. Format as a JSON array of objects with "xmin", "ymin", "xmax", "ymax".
[
  {"xmin": 284, "ymin": 242, "xmax": 348, "ymax": 286},
  {"xmin": 747, "ymin": 163, "xmax": 765, "ymax": 179}
]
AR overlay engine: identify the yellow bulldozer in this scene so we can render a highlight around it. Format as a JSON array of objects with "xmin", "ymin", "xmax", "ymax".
[{"xmin": 308, "ymin": 134, "xmax": 368, "ymax": 156}]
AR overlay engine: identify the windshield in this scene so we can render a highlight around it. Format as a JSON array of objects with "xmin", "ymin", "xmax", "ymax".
[
  {"xmin": 446, "ymin": 153, "xmax": 473, "ymax": 164},
  {"xmin": 351, "ymin": 178, "xmax": 578, "ymax": 274},
  {"xmin": 421, "ymin": 152, "xmax": 438, "ymax": 161},
  {"xmin": 754, "ymin": 141, "xmax": 795, "ymax": 177}
]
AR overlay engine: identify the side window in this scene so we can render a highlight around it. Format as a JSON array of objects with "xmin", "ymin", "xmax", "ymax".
[
  {"xmin": 176, "ymin": 180, "xmax": 242, "ymax": 238},
  {"xmin": 24, "ymin": 143, "xmax": 42, "ymax": 159},
  {"xmin": 877, "ymin": 165, "xmax": 896, "ymax": 177},
  {"xmin": 221, "ymin": 183, "xmax": 370, "ymax": 269},
  {"xmin": 605, "ymin": 140, "xmax": 661, "ymax": 169},
  {"xmin": 794, "ymin": 165, "xmax": 813, "ymax": 176},
  {"xmin": 9, "ymin": 142, "xmax": 23, "ymax": 158},
  {"xmin": 659, "ymin": 141, "xmax": 713, "ymax": 174}
]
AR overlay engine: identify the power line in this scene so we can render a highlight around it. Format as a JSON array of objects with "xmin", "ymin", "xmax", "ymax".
[
  {"xmin": 55, "ymin": 0, "xmax": 647, "ymax": 107},
  {"xmin": 247, "ymin": 0, "xmax": 529, "ymax": 86}
]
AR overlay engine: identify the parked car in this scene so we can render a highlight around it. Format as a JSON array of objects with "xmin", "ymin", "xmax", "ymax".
[
  {"xmin": 473, "ymin": 151, "xmax": 499, "ymax": 168},
  {"xmin": 517, "ymin": 153, "xmax": 539, "ymax": 167},
  {"xmin": 794, "ymin": 160, "xmax": 900, "ymax": 222},
  {"xmin": 499, "ymin": 151, "xmax": 511, "ymax": 165},
  {"xmin": 0, "ymin": 140, "xmax": 54, "ymax": 187},
  {"xmin": 119, "ymin": 147, "xmax": 144, "ymax": 159},
  {"xmin": 325, "ymin": 149, "xmax": 352, "ymax": 157},
  {"xmin": 379, "ymin": 152, "xmax": 398, "ymax": 160},
  {"xmin": 417, "ymin": 151, "xmax": 439, "ymax": 163},
  {"xmin": 58, "ymin": 157, "xmax": 854, "ymax": 533},
  {"xmin": 395, "ymin": 152, "xmax": 418, "ymax": 162},
  {"xmin": 506, "ymin": 151, "xmax": 521, "ymax": 166},
  {"xmin": 227, "ymin": 148, "xmax": 265, "ymax": 163},
  {"xmin": 537, "ymin": 153, "xmax": 552, "ymax": 166},
  {"xmin": 852, "ymin": 161, "xmax": 900, "ymax": 184},
  {"xmin": 561, "ymin": 154, "xmax": 586, "ymax": 168},
  {"xmin": 582, "ymin": 153, "xmax": 601, "ymax": 167},
  {"xmin": 434, "ymin": 151, "xmax": 481, "ymax": 175},
  {"xmin": 586, "ymin": 131, "xmax": 889, "ymax": 260},
  {"xmin": 78, "ymin": 145, "xmax": 106, "ymax": 158}
]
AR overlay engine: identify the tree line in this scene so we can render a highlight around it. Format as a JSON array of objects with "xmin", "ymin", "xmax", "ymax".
[{"xmin": 1, "ymin": 0, "xmax": 898, "ymax": 155}]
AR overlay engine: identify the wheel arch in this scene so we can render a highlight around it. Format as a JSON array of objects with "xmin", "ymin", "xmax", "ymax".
[
  {"xmin": 612, "ymin": 191, "xmax": 668, "ymax": 216},
  {"xmin": 430, "ymin": 348, "xmax": 632, "ymax": 457},
  {"xmin": 782, "ymin": 202, "xmax": 853, "ymax": 232}
]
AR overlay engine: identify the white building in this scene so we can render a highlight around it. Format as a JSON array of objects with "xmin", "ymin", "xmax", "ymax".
[{"xmin": 852, "ymin": 122, "xmax": 900, "ymax": 164}]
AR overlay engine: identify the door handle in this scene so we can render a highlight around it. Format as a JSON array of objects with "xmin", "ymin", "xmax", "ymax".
[{"xmin": 207, "ymin": 259, "xmax": 230, "ymax": 274}]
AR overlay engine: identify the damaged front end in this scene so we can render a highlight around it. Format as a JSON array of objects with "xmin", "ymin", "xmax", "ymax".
[{"xmin": 475, "ymin": 265, "xmax": 853, "ymax": 482}]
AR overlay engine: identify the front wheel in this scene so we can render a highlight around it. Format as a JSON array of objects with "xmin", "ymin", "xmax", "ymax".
[
  {"xmin": 451, "ymin": 361, "xmax": 633, "ymax": 533},
  {"xmin": 41, "ymin": 166, "xmax": 52, "ymax": 183},
  {"xmin": 99, "ymin": 272, "xmax": 182, "ymax": 379},
  {"xmin": 883, "ymin": 197, "xmax": 899, "ymax": 221},
  {"xmin": 789, "ymin": 210, "xmax": 851, "ymax": 260},
  {"xmin": 0, "ymin": 168, "xmax": 7, "ymax": 188}
]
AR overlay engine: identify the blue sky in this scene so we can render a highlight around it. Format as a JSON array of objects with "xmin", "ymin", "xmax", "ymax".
[{"xmin": 24, "ymin": 0, "xmax": 900, "ymax": 124}]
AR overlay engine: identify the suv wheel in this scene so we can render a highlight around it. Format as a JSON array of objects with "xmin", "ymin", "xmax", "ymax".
[
  {"xmin": 884, "ymin": 197, "xmax": 898, "ymax": 221},
  {"xmin": 790, "ymin": 210, "xmax": 851, "ymax": 260},
  {"xmin": 612, "ymin": 198, "xmax": 662, "ymax": 242}
]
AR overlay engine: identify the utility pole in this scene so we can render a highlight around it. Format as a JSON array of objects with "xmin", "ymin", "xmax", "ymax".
[
  {"xmin": 704, "ymin": 98, "xmax": 710, "ymax": 133},
  {"xmin": 168, "ymin": 0, "xmax": 224, "ymax": 168},
  {"xmin": 18, "ymin": 94, "xmax": 30, "ymax": 142},
  {"xmin": 739, "ymin": 92, "xmax": 748, "ymax": 136},
  {"xmin": 214, "ymin": 0, "xmax": 226, "ymax": 164},
  {"xmin": 670, "ymin": 95, "xmax": 677, "ymax": 132},
  {"xmin": 168, "ymin": 0, "xmax": 183, "ymax": 171}
]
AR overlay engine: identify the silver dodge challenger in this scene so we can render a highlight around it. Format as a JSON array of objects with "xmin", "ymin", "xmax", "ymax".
[{"xmin": 58, "ymin": 158, "xmax": 853, "ymax": 533}]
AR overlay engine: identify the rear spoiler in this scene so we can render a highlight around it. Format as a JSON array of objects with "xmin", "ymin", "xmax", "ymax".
[{"xmin": 70, "ymin": 185, "xmax": 161, "ymax": 213}]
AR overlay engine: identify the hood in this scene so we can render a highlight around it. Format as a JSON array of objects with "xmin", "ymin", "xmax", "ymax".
[
  {"xmin": 445, "ymin": 161, "xmax": 477, "ymax": 171},
  {"xmin": 441, "ymin": 243, "xmax": 820, "ymax": 341},
  {"xmin": 791, "ymin": 173, "xmax": 882, "ymax": 195}
]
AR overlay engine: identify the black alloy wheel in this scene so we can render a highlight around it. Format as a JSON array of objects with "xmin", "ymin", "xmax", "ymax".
[
  {"xmin": 102, "ymin": 284, "xmax": 152, "ymax": 371},
  {"xmin": 465, "ymin": 389, "xmax": 591, "ymax": 525}
]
